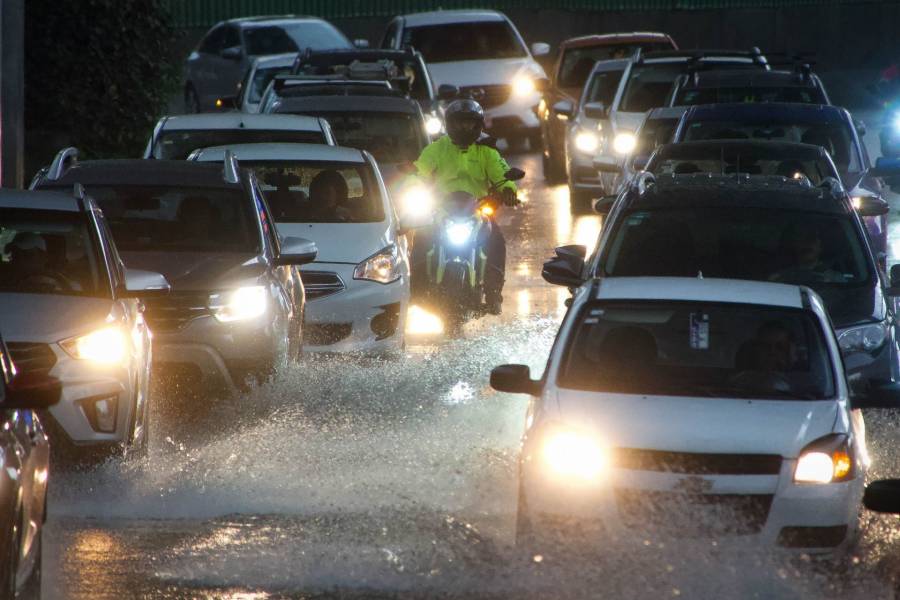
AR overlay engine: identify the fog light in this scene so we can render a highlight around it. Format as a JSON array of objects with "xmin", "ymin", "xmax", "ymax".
[{"xmin": 79, "ymin": 395, "xmax": 118, "ymax": 433}]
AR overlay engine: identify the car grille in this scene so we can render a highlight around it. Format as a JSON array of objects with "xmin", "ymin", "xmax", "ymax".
[
  {"xmin": 459, "ymin": 84, "xmax": 511, "ymax": 109},
  {"xmin": 614, "ymin": 449, "xmax": 782, "ymax": 475},
  {"xmin": 7, "ymin": 342, "xmax": 56, "ymax": 375},
  {"xmin": 305, "ymin": 323, "xmax": 352, "ymax": 346},
  {"xmin": 143, "ymin": 292, "xmax": 210, "ymax": 332},
  {"xmin": 615, "ymin": 490, "xmax": 773, "ymax": 536},
  {"xmin": 301, "ymin": 271, "xmax": 345, "ymax": 301}
]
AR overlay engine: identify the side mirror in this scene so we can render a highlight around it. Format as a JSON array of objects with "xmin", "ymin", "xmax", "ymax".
[
  {"xmin": 594, "ymin": 157, "xmax": 622, "ymax": 174},
  {"xmin": 220, "ymin": 46, "xmax": 243, "ymax": 61},
  {"xmin": 871, "ymin": 157, "xmax": 900, "ymax": 178},
  {"xmin": 353, "ymin": 38, "xmax": 370, "ymax": 49},
  {"xmin": 542, "ymin": 244, "xmax": 587, "ymax": 287},
  {"xmin": 850, "ymin": 380, "xmax": 900, "ymax": 409},
  {"xmin": 852, "ymin": 194, "xmax": 889, "ymax": 217},
  {"xmin": 593, "ymin": 194, "xmax": 618, "ymax": 214},
  {"xmin": 4, "ymin": 372, "xmax": 62, "ymax": 410},
  {"xmin": 438, "ymin": 84, "xmax": 459, "ymax": 101},
  {"xmin": 530, "ymin": 42, "xmax": 551, "ymax": 58},
  {"xmin": 276, "ymin": 237, "xmax": 318, "ymax": 265},
  {"xmin": 504, "ymin": 167, "xmax": 526, "ymax": 181},
  {"xmin": 122, "ymin": 268, "xmax": 171, "ymax": 298},
  {"xmin": 583, "ymin": 101, "xmax": 608, "ymax": 120},
  {"xmin": 552, "ymin": 100, "xmax": 574, "ymax": 119},
  {"xmin": 864, "ymin": 479, "xmax": 900, "ymax": 513},
  {"xmin": 490, "ymin": 364, "xmax": 540, "ymax": 395}
]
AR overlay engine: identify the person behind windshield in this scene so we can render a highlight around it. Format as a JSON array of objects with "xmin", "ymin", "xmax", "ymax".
[
  {"xmin": 5, "ymin": 232, "xmax": 76, "ymax": 291},
  {"xmin": 769, "ymin": 223, "xmax": 844, "ymax": 283},
  {"xmin": 309, "ymin": 169, "xmax": 352, "ymax": 222},
  {"xmin": 731, "ymin": 321, "xmax": 798, "ymax": 393},
  {"xmin": 410, "ymin": 99, "xmax": 518, "ymax": 314}
]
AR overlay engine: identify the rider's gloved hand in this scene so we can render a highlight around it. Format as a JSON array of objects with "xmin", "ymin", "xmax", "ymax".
[{"xmin": 501, "ymin": 187, "xmax": 518, "ymax": 207}]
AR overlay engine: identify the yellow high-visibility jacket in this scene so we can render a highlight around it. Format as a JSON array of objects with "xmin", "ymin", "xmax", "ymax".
[{"xmin": 412, "ymin": 135, "xmax": 517, "ymax": 199}]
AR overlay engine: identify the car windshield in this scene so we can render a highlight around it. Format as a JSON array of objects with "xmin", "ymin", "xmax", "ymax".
[
  {"xmin": 154, "ymin": 129, "xmax": 326, "ymax": 160},
  {"xmin": 248, "ymin": 66, "xmax": 290, "ymax": 104},
  {"xmin": 559, "ymin": 43, "xmax": 670, "ymax": 89},
  {"xmin": 243, "ymin": 22, "xmax": 350, "ymax": 56},
  {"xmin": 291, "ymin": 112, "xmax": 424, "ymax": 163},
  {"xmin": 243, "ymin": 161, "xmax": 384, "ymax": 224},
  {"xmin": 559, "ymin": 301, "xmax": 835, "ymax": 400},
  {"xmin": 77, "ymin": 186, "xmax": 260, "ymax": 253},
  {"xmin": 403, "ymin": 22, "xmax": 526, "ymax": 63},
  {"xmin": 647, "ymin": 145, "xmax": 834, "ymax": 184},
  {"xmin": 584, "ymin": 67, "xmax": 625, "ymax": 105},
  {"xmin": 681, "ymin": 119, "xmax": 862, "ymax": 173},
  {"xmin": 601, "ymin": 206, "xmax": 872, "ymax": 292},
  {"xmin": 675, "ymin": 85, "xmax": 826, "ymax": 106},
  {"xmin": 0, "ymin": 209, "xmax": 104, "ymax": 297},
  {"xmin": 632, "ymin": 117, "xmax": 679, "ymax": 160},
  {"xmin": 619, "ymin": 60, "xmax": 760, "ymax": 112}
]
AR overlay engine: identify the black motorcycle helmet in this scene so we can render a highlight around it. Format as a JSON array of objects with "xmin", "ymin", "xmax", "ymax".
[{"xmin": 445, "ymin": 99, "xmax": 485, "ymax": 148}]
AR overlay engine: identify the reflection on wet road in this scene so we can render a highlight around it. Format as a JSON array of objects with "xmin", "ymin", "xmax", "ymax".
[{"xmin": 43, "ymin": 145, "xmax": 900, "ymax": 598}]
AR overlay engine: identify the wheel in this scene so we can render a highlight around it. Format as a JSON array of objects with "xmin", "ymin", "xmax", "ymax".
[
  {"xmin": 542, "ymin": 151, "xmax": 565, "ymax": 183},
  {"xmin": 18, "ymin": 527, "xmax": 40, "ymax": 600},
  {"xmin": 184, "ymin": 85, "xmax": 201, "ymax": 114}
]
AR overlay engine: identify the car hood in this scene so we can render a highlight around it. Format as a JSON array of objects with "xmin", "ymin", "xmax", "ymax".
[
  {"xmin": 121, "ymin": 251, "xmax": 265, "ymax": 291},
  {"xmin": 426, "ymin": 57, "xmax": 541, "ymax": 88},
  {"xmin": 550, "ymin": 390, "xmax": 840, "ymax": 458},
  {"xmin": 275, "ymin": 222, "xmax": 393, "ymax": 264},
  {"xmin": 812, "ymin": 283, "xmax": 884, "ymax": 329},
  {"xmin": 0, "ymin": 294, "xmax": 114, "ymax": 342}
]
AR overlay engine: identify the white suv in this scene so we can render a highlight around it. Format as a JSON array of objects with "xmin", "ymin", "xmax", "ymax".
[
  {"xmin": 380, "ymin": 10, "xmax": 549, "ymax": 148},
  {"xmin": 492, "ymin": 277, "xmax": 900, "ymax": 553}
]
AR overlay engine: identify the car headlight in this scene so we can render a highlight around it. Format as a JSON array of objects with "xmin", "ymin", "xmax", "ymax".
[
  {"xmin": 445, "ymin": 221, "xmax": 474, "ymax": 246},
  {"xmin": 400, "ymin": 185, "xmax": 434, "ymax": 218},
  {"xmin": 542, "ymin": 428, "xmax": 609, "ymax": 481},
  {"xmin": 613, "ymin": 132, "xmax": 637, "ymax": 155},
  {"xmin": 425, "ymin": 115, "xmax": 443, "ymax": 136},
  {"xmin": 210, "ymin": 286, "xmax": 267, "ymax": 322},
  {"xmin": 574, "ymin": 130, "xmax": 599, "ymax": 153},
  {"xmin": 354, "ymin": 245, "xmax": 401, "ymax": 284},
  {"xmin": 794, "ymin": 434, "xmax": 853, "ymax": 484},
  {"xmin": 60, "ymin": 326, "xmax": 128, "ymax": 365},
  {"xmin": 893, "ymin": 113, "xmax": 900, "ymax": 131},
  {"xmin": 838, "ymin": 321, "xmax": 888, "ymax": 353},
  {"xmin": 512, "ymin": 75, "xmax": 536, "ymax": 97}
]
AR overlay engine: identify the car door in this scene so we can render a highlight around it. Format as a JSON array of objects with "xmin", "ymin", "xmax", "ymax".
[
  {"xmin": 190, "ymin": 25, "xmax": 226, "ymax": 109},
  {"xmin": 213, "ymin": 25, "xmax": 248, "ymax": 103},
  {"xmin": 252, "ymin": 179, "xmax": 301, "ymax": 328}
]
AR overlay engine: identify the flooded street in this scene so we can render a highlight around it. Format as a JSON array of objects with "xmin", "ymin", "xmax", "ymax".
[{"xmin": 41, "ymin": 141, "xmax": 900, "ymax": 598}]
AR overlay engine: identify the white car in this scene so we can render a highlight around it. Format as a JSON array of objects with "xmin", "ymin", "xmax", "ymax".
[
  {"xmin": 491, "ymin": 276, "xmax": 900, "ymax": 553},
  {"xmin": 190, "ymin": 143, "xmax": 417, "ymax": 354},
  {"xmin": 237, "ymin": 53, "xmax": 295, "ymax": 113},
  {"xmin": 380, "ymin": 10, "xmax": 549, "ymax": 148},
  {"xmin": 0, "ymin": 189, "xmax": 169, "ymax": 458},
  {"xmin": 143, "ymin": 113, "xmax": 336, "ymax": 159}
]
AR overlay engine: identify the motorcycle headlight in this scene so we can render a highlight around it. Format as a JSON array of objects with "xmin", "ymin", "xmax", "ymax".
[
  {"xmin": 400, "ymin": 185, "xmax": 434, "ymax": 219},
  {"xmin": 424, "ymin": 115, "xmax": 443, "ymax": 136},
  {"xmin": 574, "ymin": 130, "xmax": 600, "ymax": 153},
  {"xmin": 542, "ymin": 428, "xmax": 609, "ymax": 481},
  {"xmin": 613, "ymin": 132, "xmax": 637, "ymax": 155},
  {"xmin": 445, "ymin": 221, "xmax": 474, "ymax": 246},
  {"xmin": 512, "ymin": 74, "xmax": 536, "ymax": 97},
  {"xmin": 210, "ymin": 286, "xmax": 267, "ymax": 323},
  {"xmin": 354, "ymin": 245, "xmax": 401, "ymax": 284},
  {"xmin": 794, "ymin": 434, "xmax": 853, "ymax": 484},
  {"xmin": 837, "ymin": 321, "xmax": 888, "ymax": 353},
  {"xmin": 60, "ymin": 326, "xmax": 128, "ymax": 365}
]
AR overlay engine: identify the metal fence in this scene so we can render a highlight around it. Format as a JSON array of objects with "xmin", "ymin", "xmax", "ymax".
[{"xmin": 162, "ymin": 0, "xmax": 883, "ymax": 28}]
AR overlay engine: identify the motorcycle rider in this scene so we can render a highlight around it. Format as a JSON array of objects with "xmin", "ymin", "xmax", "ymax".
[{"xmin": 410, "ymin": 99, "xmax": 518, "ymax": 314}]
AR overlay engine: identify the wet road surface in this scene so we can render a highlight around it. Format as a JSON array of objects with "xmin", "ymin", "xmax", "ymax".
[{"xmin": 43, "ymin": 123, "xmax": 900, "ymax": 598}]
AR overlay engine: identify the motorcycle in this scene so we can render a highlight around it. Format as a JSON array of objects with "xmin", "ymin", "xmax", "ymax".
[{"xmin": 420, "ymin": 168, "xmax": 525, "ymax": 333}]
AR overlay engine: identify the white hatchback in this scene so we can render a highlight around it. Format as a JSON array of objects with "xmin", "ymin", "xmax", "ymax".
[
  {"xmin": 491, "ymin": 277, "xmax": 900, "ymax": 553},
  {"xmin": 191, "ymin": 143, "xmax": 419, "ymax": 354}
]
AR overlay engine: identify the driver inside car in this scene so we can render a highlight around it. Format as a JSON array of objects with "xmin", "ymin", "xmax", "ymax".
[
  {"xmin": 731, "ymin": 321, "xmax": 800, "ymax": 393},
  {"xmin": 769, "ymin": 222, "xmax": 844, "ymax": 283},
  {"xmin": 6, "ymin": 232, "xmax": 78, "ymax": 291},
  {"xmin": 309, "ymin": 169, "xmax": 353, "ymax": 222}
]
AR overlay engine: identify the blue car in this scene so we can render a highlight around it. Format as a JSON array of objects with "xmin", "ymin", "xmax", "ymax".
[{"xmin": 672, "ymin": 103, "xmax": 892, "ymax": 270}]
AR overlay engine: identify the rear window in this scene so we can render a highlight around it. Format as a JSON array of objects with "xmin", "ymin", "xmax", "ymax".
[
  {"xmin": 675, "ymin": 86, "xmax": 825, "ymax": 106},
  {"xmin": 647, "ymin": 144, "xmax": 833, "ymax": 184},
  {"xmin": 243, "ymin": 22, "xmax": 351, "ymax": 56},
  {"xmin": 403, "ymin": 22, "xmax": 526, "ymax": 63},
  {"xmin": 243, "ymin": 160, "xmax": 384, "ymax": 224},
  {"xmin": 559, "ymin": 43, "xmax": 670, "ymax": 89},
  {"xmin": 153, "ymin": 129, "xmax": 326, "ymax": 160}
]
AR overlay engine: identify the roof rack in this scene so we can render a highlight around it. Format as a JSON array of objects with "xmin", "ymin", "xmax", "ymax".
[
  {"xmin": 223, "ymin": 150, "xmax": 240, "ymax": 184},
  {"xmin": 46, "ymin": 147, "xmax": 79, "ymax": 181},
  {"xmin": 72, "ymin": 183, "xmax": 86, "ymax": 210}
]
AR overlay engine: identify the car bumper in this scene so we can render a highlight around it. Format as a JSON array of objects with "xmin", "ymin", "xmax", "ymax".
[
  {"xmin": 485, "ymin": 91, "xmax": 541, "ymax": 137},
  {"xmin": 567, "ymin": 151, "xmax": 617, "ymax": 196},
  {"xmin": 303, "ymin": 263, "xmax": 408, "ymax": 354},
  {"xmin": 522, "ymin": 460, "xmax": 861, "ymax": 553}
]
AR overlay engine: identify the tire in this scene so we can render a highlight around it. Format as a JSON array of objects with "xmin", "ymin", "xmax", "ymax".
[
  {"xmin": 184, "ymin": 85, "xmax": 201, "ymax": 114},
  {"xmin": 18, "ymin": 527, "xmax": 40, "ymax": 600},
  {"xmin": 542, "ymin": 151, "xmax": 565, "ymax": 183},
  {"xmin": 0, "ymin": 508, "xmax": 21, "ymax": 600},
  {"xmin": 439, "ymin": 264, "xmax": 469, "ymax": 336}
]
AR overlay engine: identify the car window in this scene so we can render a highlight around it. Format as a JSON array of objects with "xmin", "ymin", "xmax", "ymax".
[
  {"xmin": 243, "ymin": 160, "xmax": 384, "ymax": 224},
  {"xmin": 560, "ymin": 45, "xmax": 666, "ymax": 89},
  {"xmin": 223, "ymin": 25, "xmax": 241, "ymax": 51},
  {"xmin": 602, "ymin": 206, "xmax": 872, "ymax": 291},
  {"xmin": 633, "ymin": 117, "xmax": 679, "ymax": 158},
  {"xmin": 559, "ymin": 301, "xmax": 835, "ymax": 400},
  {"xmin": 584, "ymin": 67, "xmax": 625, "ymax": 107},
  {"xmin": 248, "ymin": 66, "xmax": 290, "ymax": 103},
  {"xmin": 681, "ymin": 119, "xmax": 862, "ymax": 173},
  {"xmin": 402, "ymin": 22, "xmax": 526, "ymax": 63},
  {"xmin": 295, "ymin": 57, "xmax": 432, "ymax": 102},
  {"xmin": 71, "ymin": 186, "xmax": 260, "ymax": 254},
  {"xmin": 0, "ymin": 208, "xmax": 105, "ymax": 297},
  {"xmin": 619, "ymin": 63, "xmax": 685, "ymax": 113},
  {"xmin": 382, "ymin": 21, "xmax": 400, "ymax": 49},
  {"xmin": 153, "ymin": 129, "xmax": 327, "ymax": 160},
  {"xmin": 648, "ymin": 145, "xmax": 832, "ymax": 183},
  {"xmin": 675, "ymin": 86, "xmax": 825, "ymax": 106},
  {"xmin": 199, "ymin": 26, "xmax": 225, "ymax": 54},
  {"xmin": 243, "ymin": 22, "xmax": 351, "ymax": 56}
]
